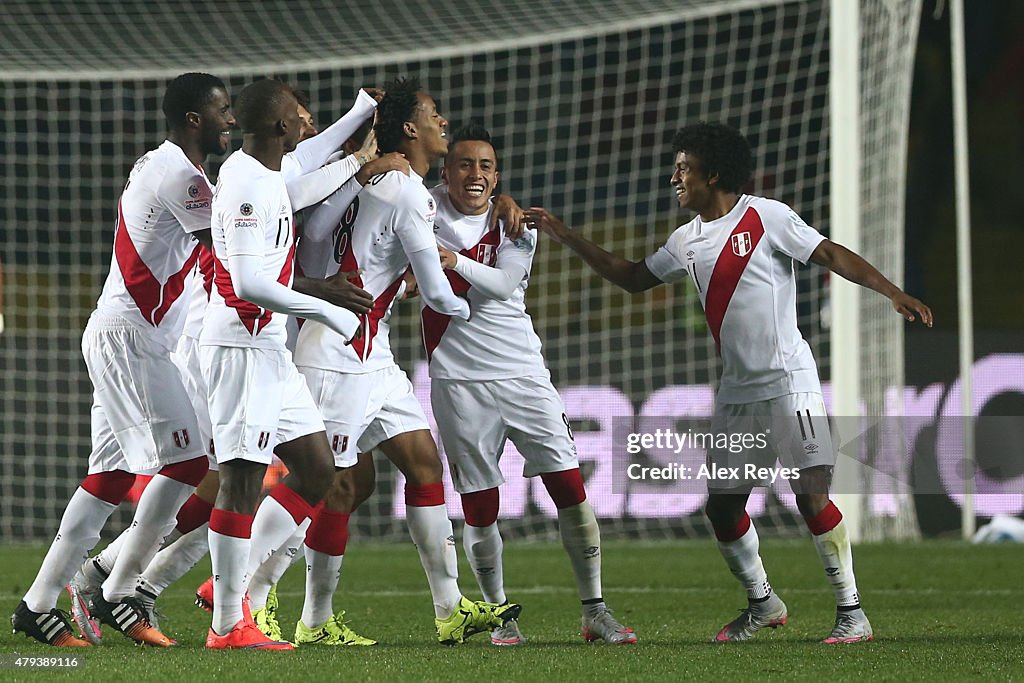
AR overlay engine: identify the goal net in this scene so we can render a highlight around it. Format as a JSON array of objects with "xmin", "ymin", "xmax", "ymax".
[{"xmin": 0, "ymin": 0, "xmax": 923, "ymax": 542}]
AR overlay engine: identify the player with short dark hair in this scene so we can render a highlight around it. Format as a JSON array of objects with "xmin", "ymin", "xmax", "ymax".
[
  {"xmin": 428, "ymin": 123, "xmax": 637, "ymax": 645},
  {"xmin": 199, "ymin": 78, "xmax": 361, "ymax": 650},
  {"xmin": 12, "ymin": 72, "xmax": 235, "ymax": 648},
  {"xmin": 527, "ymin": 121, "xmax": 932, "ymax": 645},
  {"xmin": 291, "ymin": 77, "xmax": 521, "ymax": 646},
  {"xmin": 64, "ymin": 79, "xmax": 393, "ymax": 645}
]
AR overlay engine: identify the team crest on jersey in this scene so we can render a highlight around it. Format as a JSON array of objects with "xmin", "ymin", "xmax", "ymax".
[
  {"xmin": 239, "ymin": 203, "xmax": 254, "ymax": 216},
  {"xmin": 331, "ymin": 434, "xmax": 349, "ymax": 454},
  {"xmin": 172, "ymin": 429, "xmax": 190, "ymax": 449},
  {"xmin": 188, "ymin": 184, "xmax": 200, "ymax": 198},
  {"xmin": 257, "ymin": 431, "xmax": 271, "ymax": 449},
  {"xmin": 731, "ymin": 232, "xmax": 752, "ymax": 257}
]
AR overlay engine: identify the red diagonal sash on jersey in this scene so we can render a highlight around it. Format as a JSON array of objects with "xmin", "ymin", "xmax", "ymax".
[
  {"xmin": 420, "ymin": 228, "xmax": 500, "ymax": 360},
  {"xmin": 212, "ymin": 239, "xmax": 295, "ymax": 336},
  {"xmin": 114, "ymin": 201, "xmax": 200, "ymax": 327},
  {"xmin": 350, "ymin": 275, "xmax": 404, "ymax": 361},
  {"xmin": 703, "ymin": 207, "xmax": 765, "ymax": 352}
]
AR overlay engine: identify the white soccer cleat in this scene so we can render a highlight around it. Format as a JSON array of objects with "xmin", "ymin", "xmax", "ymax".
[
  {"xmin": 581, "ymin": 606, "xmax": 637, "ymax": 645},
  {"xmin": 66, "ymin": 563, "xmax": 104, "ymax": 645},
  {"xmin": 490, "ymin": 618, "xmax": 526, "ymax": 646},
  {"xmin": 822, "ymin": 608, "xmax": 874, "ymax": 644},
  {"xmin": 714, "ymin": 594, "xmax": 788, "ymax": 642}
]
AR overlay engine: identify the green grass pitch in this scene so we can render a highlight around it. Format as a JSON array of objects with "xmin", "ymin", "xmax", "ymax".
[{"xmin": 1, "ymin": 540, "xmax": 1022, "ymax": 681}]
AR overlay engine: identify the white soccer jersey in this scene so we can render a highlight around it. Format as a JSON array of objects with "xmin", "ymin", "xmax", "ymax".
[
  {"xmin": 180, "ymin": 247, "xmax": 215, "ymax": 341},
  {"xmin": 201, "ymin": 150, "xmax": 296, "ymax": 350},
  {"xmin": 94, "ymin": 140, "xmax": 213, "ymax": 351},
  {"xmin": 424, "ymin": 189, "xmax": 548, "ymax": 381},
  {"xmin": 293, "ymin": 170, "xmax": 437, "ymax": 374},
  {"xmin": 645, "ymin": 194, "xmax": 827, "ymax": 404}
]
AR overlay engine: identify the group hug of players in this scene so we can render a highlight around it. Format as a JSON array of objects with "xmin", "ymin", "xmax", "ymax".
[{"xmin": 13, "ymin": 71, "xmax": 931, "ymax": 650}]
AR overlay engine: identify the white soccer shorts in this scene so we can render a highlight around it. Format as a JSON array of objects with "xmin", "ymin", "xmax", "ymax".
[
  {"xmin": 200, "ymin": 345, "xmax": 325, "ymax": 465},
  {"xmin": 298, "ymin": 365, "xmax": 430, "ymax": 469},
  {"xmin": 430, "ymin": 376, "xmax": 579, "ymax": 494},
  {"xmin": 82, "ymin": 312, "xmax": 203, "ymax": 474},
  {"xmin": 171, "ymin": 335, "xmax": 217, "ymax": 472},
  {"xmin": 707, "ymin": 391, "xmax": 836, "ymax": 491}
]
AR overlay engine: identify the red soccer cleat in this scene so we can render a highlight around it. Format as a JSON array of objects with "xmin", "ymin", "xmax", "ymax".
[
  {"xmin": 206, "ymin": 620, "xmax": 294, "ymax": 650},
  {"xmin": 195, "ymin": 576, "xmax": 214, "ymax": 612}
]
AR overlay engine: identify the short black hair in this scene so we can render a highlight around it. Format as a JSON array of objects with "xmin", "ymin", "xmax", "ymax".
[
  {"xmin": 672, "ymin": 122, "xmax": 752, "ymax": 193},
  {"xmin": 375, "ymin": 77, "xmax": 423, "ymax": 153},
  {"xmin": 450, "ymin": 122, "xmax": 493, "ymax": 147},
  {"xmin": 162, "ymin": 72, "xmax": 226, "ymax": 129},
  {"xmin": 235, "ymin": 79, "xmax": 294, "ymax": 135},
  {"xmin": 291, "ymin": 88, "xmax": 311, "ymax": 111}
]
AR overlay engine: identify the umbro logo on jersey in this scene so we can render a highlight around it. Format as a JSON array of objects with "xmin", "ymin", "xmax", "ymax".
[
  {"xmin": 731, "ymin": 232, "xmax": 753, "ymax": 257},
  {"xmin": 686, "ymin": 250, "xmax": 695, "ymax": 259},
  {"xmin": 239, "ymin": 203, "xmax": 253, "ymax": 216}
]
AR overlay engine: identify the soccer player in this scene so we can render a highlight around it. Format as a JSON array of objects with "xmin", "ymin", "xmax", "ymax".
[
  {"xmin": 527, "ymin": 122, "xmax": 932, "ymax": 644},
  {"xmin": 200, "ymin": 78, "xmax": 362, "ymax": 650},
  {"xmin": 425, "ymin": 124, "xmax": 637, "ymax": 646},
  {"xmin": 291, "ymin": 77, "xmax": 521, "ymax": 646},
  {"xmin": 66, "ymin": 85, "xmax": 396, "ymax": 643},
  {"xmin": 12, "ymin": 72, "xmax": 235, "ymax": 648}
]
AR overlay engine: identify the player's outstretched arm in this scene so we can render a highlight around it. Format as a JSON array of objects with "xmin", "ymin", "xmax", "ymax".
[
  {"xmin": 810, "ymin": 239, "xmax": 933, "ymax": 326},
  {"xmin": 288, "ymin": 89, "xmax": 378, "ymax": 174},
  {"xmin": 230, "ymin": 252, "xmax": 361, "ymax": 340},
  {"xmin": 287, "ymin": 152, "xmax": 409, "ymax": 211},
  {"xmin": 526, "ymin": 207, "xmax": 661, "ymax": 293}
]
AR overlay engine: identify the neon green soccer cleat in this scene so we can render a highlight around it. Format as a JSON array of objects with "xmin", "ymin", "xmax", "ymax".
[
  {"xmin": 435, "ymin": 597, "xmax": 522, "ymax": 646},
  {"xmin": 252, "ymin": 583, "xmax": 284, "ymax": 642},
  {"xmin": 294, "ymin": 611, "xmax": 377, "ymax": 646}
]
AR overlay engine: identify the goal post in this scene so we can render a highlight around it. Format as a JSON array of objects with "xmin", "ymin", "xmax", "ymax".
[{"xmin": 0, "ymin": 0, "xmax": 924, "ymax": 542}]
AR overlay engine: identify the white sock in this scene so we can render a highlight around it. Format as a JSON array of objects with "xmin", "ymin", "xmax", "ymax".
[
  {"xmin": 557, "ymin": 501, "xmax": 603, "ymax": 602},
  {"xmin": 462, "ymin": 523, "xmax": 506, "ymax": 604},
  {"xmin": 92, "ymin": 528, "xmax": 129, "ymax": 577},
  {"xmin": 24, "ymin": 487, "xmax": 116, "ymax": 613},
  {"xmin": 811, "ymin": 519, "xmax": 861, "ymax": 608},
  {"xmin": 101, "ymin": 474, "xmax": 195, "ymax": 601},
  {"xmin": 249, "ymin": 522, "xmax": 308, "ymax": 611},
  {"xmin": 301, "ymin": 549, "xmax": 344, "ymax": 629},
  {"xmin": 244, "ymin": 494, "xmax": 307, "ymax": 584},
  {"xmin": 209, "ymin": 525, "xmax": 250, "ymax": 635},
  {"xmin": 717, "ymin": 522, "xmax": 773, "ymax": 601},
  {"xmin": 137, "ymin": 523, "xmax": 210, "ymax": 600},
  {"xmin": 406, "ymin": 504, "xmax": 461, "ymax": 619}
]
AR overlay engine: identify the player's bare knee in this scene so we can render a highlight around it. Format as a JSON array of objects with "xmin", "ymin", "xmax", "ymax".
[
  {"xmin": 217, "ymin": 461, "xmax": 264, "ymax": 513},
  {"xmin": 382, "ymin": 431, "xmax": 443, "ymax": 485},
  {"xmin": 323, "ymin": 469, "xmax": 356, "ymax": 511},
  {"xmin": 796, "ymin": 493, "xmax": 829, "ymax": 519},
  {"xmin": 705, "ymin": 493, "xmax": 746, "ymax": 530},
  {"xmin": 194, "ymin": 470, "xmax": 220, "ymax": 505}
]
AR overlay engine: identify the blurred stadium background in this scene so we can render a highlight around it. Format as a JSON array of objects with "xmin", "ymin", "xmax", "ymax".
[{"xmin": 0, "ymin": 0, "xmax": 1021, "ymax": 546}]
